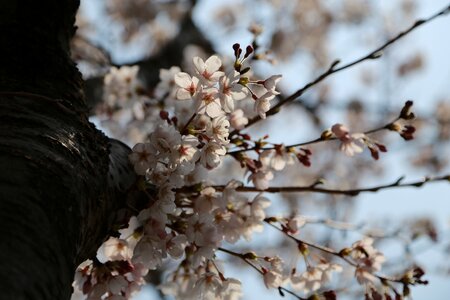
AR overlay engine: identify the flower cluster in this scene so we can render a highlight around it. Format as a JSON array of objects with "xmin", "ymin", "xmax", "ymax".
[
  {"xmin": 73, "ymin": 51, "xmax": 286, "ymax": 299},
  {"xmin": 103, "ymin": 66, "xmax": 142, "ymax": 109},
  {"xmin": 72, "ymin": 46, "xmax": 422, "ymax": 300},
  {"xmin": 349, "ymin": 238, "xmax": 386, "ymax": 285}
]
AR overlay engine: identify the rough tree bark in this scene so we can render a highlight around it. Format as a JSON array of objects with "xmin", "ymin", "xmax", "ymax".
[{"xmin": 0, "ymin": 1, "xmax": 134, "ymax": 299}]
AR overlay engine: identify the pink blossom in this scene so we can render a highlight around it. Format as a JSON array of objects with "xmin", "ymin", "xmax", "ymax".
[
  {"xmin": 230, "ymin": 109, "xmax": 249, "ymax": 130},
  {"xmin": 174, "ymin": 72, "xmax": 200, "ymax": 100},
  {"xmin": 262, "ymin": 74, "xmax": 282, "ymax": 95},
  {"xmin": 218, "ymin": 71, "xmax": 248, "ymax": 112},
  {"xmin": 155, "ymin": 66, "xmax": 181, "ymax": 98},
  {"xmin": 97, "ymin": 237, "xmax": 132, "ymax": 263},
  {"xmin": 193, "ymin": 55, "xmax": 224, "ymax": 85},
  {"xmin": 248, "ymin": 169, "xmax": 274, "ymax": 190},
  {"xmin": 128, "ymin": 143, "xmax": 157, "ymax": 175},
  {"xmin": 263, "ymin": 270, "xmax": 283, "ymax": 289},
  {"xmin": 254, "ymin": 92, "xmax": 275, "ymax": 119},
  {"xmin": 207, "ymin": 115, "xmax": 230, "ymax": 144},
  {"xmin": 331, "ymin": 123, "xmax": 365, "ymax": 156},
  {"xmin": 194, "ymin": 87, "xmax": 223, "ymax": 118},
  {"xmin": 200, "ymin": 141, "xmax": 226, "ymax": 169}
]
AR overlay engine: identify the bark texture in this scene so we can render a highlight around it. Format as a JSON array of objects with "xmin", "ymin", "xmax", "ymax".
[{"xmin": 0, "ymin": 1, "xmax": 134, "ymax": 299}]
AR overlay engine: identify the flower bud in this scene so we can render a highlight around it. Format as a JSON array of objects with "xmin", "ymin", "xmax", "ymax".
[{"xmin": 321, "ymin": 129, "xmax": 333, "ymax": 140}]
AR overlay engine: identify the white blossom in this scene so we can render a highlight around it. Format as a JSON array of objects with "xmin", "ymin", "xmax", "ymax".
[
  {"xmin": 193, "ymin": 272, "xmax": 222, "ymax": 299},
  {"xmin": 191, "ymin": 245, "xmax": 216, "ymax": 268},
  {"xmin": 285, "ymin": 216, "xmax": 306, "ymax": 234},
  {"xmin": 230, "ymin": 109, "xmax": 248, "ymax": 130},
  {"xmin": 103, "ymin": 66, "xmax": 140, "ymax": 107},
  {"xmin": 186, "ymin": 213, "xmax": 221, "ymax": 247},
  {"xmin": 254, "ymin": 92, "xmax": 275, "ymax": 119},
  {"xmin": 174, "ymin": 72, "xmax": 200, "ymax": 100},
  {"xmin": 97, "ymin": 237, "xmax": 132, "ymax": 263},
  {"xmin": 200, "ymin": 141, "xmax": 227, "ymax": 169},
  {"xmin": 207, "ymin": 115, "xmax": 230, "ymax": 144},
  {"xmin": 331, "ymin": 123, "xmax": 365, "ymax": 156},
  {"xmin": 149, "ymin": 123, "xmax": 182, "ymax": 155},
  {"xmin": 351, "ymin": 238, "xmax": 386, "ymax": 285},
  {"xmin": 194, "ymin": 87, "xmax": 223, "ymax": 118},
  {"xmin": 248, "ymin": 169, "xmax": 274, "ymax": 190},
  {"xmin": 129, "ymin": 143, "xmax": 157, "ymax": 175},
  {"xmin": 261, "ymin": 74, "xmax": 282, "ymax": 95},
  {"xmin": 220, "ymin": 278, "xmax": 243, "ymax": 300},
  {"xmin": 193, "ymin": 55, "xmax": 224, "ymax": 85},
  {"xmin": 317, "ymin": 262, "xmax": 343, "ymax": 282},
  {"xmin": 260, "ymin": 147, "xmax": 295, "ymax": 171},
  {"xmin": 165, "ymin": 234, "xmax": 188, "ymax": 259},
  {"xmin": 132, "ymin": 236, "xmax": 164, "ymax": 270},
  {"xmin": 291, "ymin": 266, "xmax": 322, "ymax": 294},
  {"xmin": 194, "ymin": 186, "xmax": 221, "ymax": 213},
  {"xmin": 263, "ymin": 270, "xmax": 283, "ymax": 289},
  {"xmin": 155, "ymin": 66, "xmax": 181, "ymax": 99},
  {"xmin": 218, "ymin": 71, "xmax": 248, "ymax": 113}
]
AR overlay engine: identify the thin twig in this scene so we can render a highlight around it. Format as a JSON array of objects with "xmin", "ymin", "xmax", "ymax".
[
  {"xmin": 265, "ymin": 221, "xmax": 405, "ymax": 284},
  {"xmin": 181, "ymin": 113, "xmax": 197, "ymax": 134},
  {"xmin": 199, "ymin": 174, "xmax": 450, "ymax": 196},
  {"xmin": 218, "ymin": 247, "xmax": 307, "ymax": 300},
  {"xmin": 228, "ymin": 117, "xmax": 395, "ymax": 155},
  {"xmin": 231, "ymin": 4, "xmax": 450, "ymax": 134}
]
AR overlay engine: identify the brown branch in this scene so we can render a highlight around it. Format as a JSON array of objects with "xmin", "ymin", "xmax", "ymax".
[
  {"xmin": 233, "ymin": 4, "xmax": 450, "ymax": 134},
  {"xmin": 228, "ymin": 115, "xmax": 397, "ymax": 155},
  {"xmin": 218, "ymin": 248, "xmax": 307, "ymax": 300},
  {"xmin": 265, "ymin": 221, "xmax": 405, "ymax": 284},
  {"xmin": 200, "ymin": 174, "xmax": 450, "ymax": 196}
]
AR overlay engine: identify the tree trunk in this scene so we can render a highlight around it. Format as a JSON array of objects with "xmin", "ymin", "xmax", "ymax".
[{"xmin": 0, "ymin": 1, "xmax": 133, "ymax": 299}]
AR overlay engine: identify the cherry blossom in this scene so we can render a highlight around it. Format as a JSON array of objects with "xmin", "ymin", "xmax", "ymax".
[
  {"xmin": 72, "ymin": 41, "xmax": 424, "ymax": 300},
  {"xmin": 174, "ymin": 72, "xmax": 200, "ymax": 100},
  {"xmin": 155, "ymin": 66, "xmax": 181, "ymax": 99},
  {"xmin": 290, "ymin": 263, "xmax": 341, "ymax": 294},
  {"xmin": 172, "ymin": 134, "xmax": 200, "ymax": 167},
  {"xmin": 291, "ymin": 266, "xmax": 322, "ymax": 293},
  {"xmin": 194, "ymin": 87, "xmax": 223, "ymax": 118},
  {"xmin": 263, "ymin": 270, "xmax": 283, "ymax": 289},
  {"xmin": 194, "ymin": 186, "xmax": 222, "ymax": 213},
  {"xmin": 200, "ymin": 141, "xmax": 227, "ymax": 170},
  {"xmin": 97, "ymin": 237, "xmax": 132, "ymax": 263},
  {"xmin": 331, "ymin": 123, "xmax": 365, "ymax": 156},
  {"xmin": 248, "ymin": 169, "xmax": 274, "ymax": 190},
  {"xmin": 218, "ymin": 71, "xmax": 248, "ymax": 112},
  {"xmin": 261, "ymin": 74, "xmax": 282, "ymax": 95},
  {"xmin": 103, "ymin": 65, "xmax": 141, "ymax": 107},
  {"xmin": 260, "ymin": 146, "xmax": 295, "ymax": 171},
  {"xmin": 193, "ymin": 55, "xmax": 224, "ymax": 85},
  {"xmin": 149, "ymin": 123, "xmax": 182, "ymax": 155},
  {"xmin": 351, "ymin": 238, "xmax": 386, "ymax": 285},
  {"xmin": 128, "ymin": 143, "xmax": 157, "ymax": 175},
  {"xmin": 207, "ymin": 115, "xmax": 230, "ymax": 144},
  {"xmin": 193, "ymin": 272, "xmax": 222, "ymax": 298},
  {"xmin": 263, "ymin": 256, "xmax": 285, "ymax": 289},
  {"xmin": 165, "ymin": 233, "xmax": 188, "ymax": 258},
  {"xmin": 285, "ymin": 216, "xmax": 307, "ymax": 234},
  {"xmin": 254, "ymin": 92, "xmax": 276, "ymax": 119},
  {"xmin": 229, "ymin": 109, "xmax": 248, "ymax": 130},
  {"xmin": 186, "ymin": 213, "xmax": 221, "ymax": 247}
]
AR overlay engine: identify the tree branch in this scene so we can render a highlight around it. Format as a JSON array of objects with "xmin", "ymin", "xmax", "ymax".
[
  {"xmin": 228, "ymin": 114, "xmax": 398, "ymax": 155},
  {"xmin": 202, "ymin": 174, "xmax": 450, "ymax": 196},
  {"xmin": 234, "ymin": 4, "xmax": 450, "ymax": 133}
]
